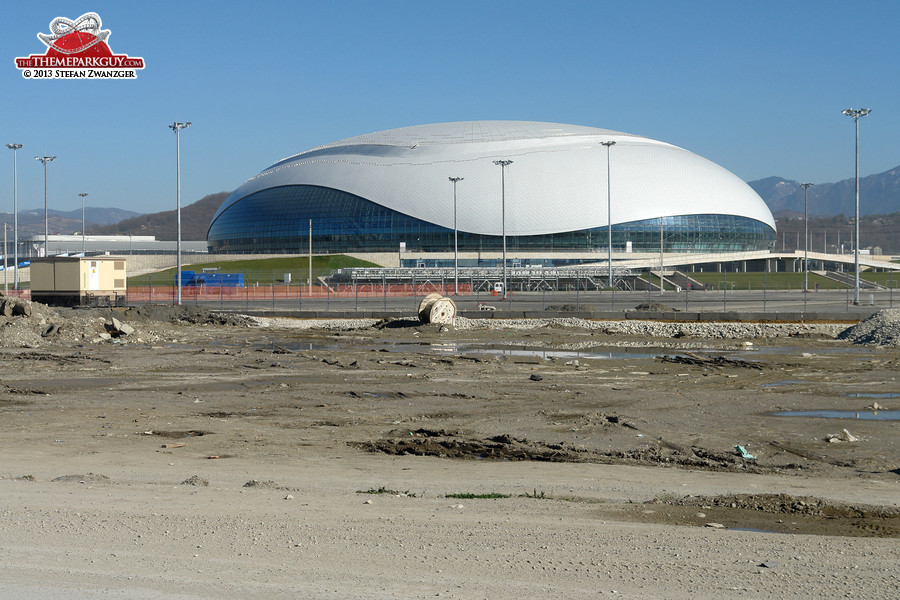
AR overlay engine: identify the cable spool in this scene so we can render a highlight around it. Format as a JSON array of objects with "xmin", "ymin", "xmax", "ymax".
[
  {"xmin": 417, "ymin": 293, "xmax": 443, "ymax": 323},
  {"xmin": 428, "ymin": 297, "xmax": 457, "ymax": 325}
]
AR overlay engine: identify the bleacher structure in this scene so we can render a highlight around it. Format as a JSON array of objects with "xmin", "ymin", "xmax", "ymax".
[{"xmin": 332, "ymin": 267, "xmax": 638, "ymax": 292}]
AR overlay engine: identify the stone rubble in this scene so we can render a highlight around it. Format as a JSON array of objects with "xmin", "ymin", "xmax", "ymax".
[
  {"xmin": 3, "ymin": 293, "xmax": 899, "ymax": 347},
  {"xmin": 835, "ymin": 308, "xmax": 900, "ymax": 347}
]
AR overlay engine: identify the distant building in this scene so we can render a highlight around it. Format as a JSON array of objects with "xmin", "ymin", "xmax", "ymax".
[
  {"xmin": 19, "ymin": 235, "xmax": 208, "ymax": 257},
  {"xmin": 207, "ymin": 121, "xmax": 776, "ymax": 258}
]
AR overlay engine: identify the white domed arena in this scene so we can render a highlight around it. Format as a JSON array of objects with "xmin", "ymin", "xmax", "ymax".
[{"xmin": 207, "ymin": 121, "xmax": 775, "ymax": 261}]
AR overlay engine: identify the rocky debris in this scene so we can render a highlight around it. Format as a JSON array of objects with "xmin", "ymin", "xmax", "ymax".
[
  {"xmin": 0, "ymin": 298, "xmax": 265, "ymax": 348},
  {"xmin": 354, "ymin": 430, "xmax": 766, "ymax": 473},
  {"xmin": 657, "ymin": 352, "xmax": 763, "ymax": 369},
  {"xmin": 634, "ymin": 302, "xmax": 678, "ymax": 312},
  {"xmin": 257, "ymin": 315, "xmax": 848, "ymax": 340},
  {"xmin": 545, "ymin": 304, "xmax": 596, "ymax": 312},
  {"xmin": 656, "ymin": 492, "xmax": 900, "ymax": 519},
  {"xmin": 181, "ymin": 475, "xmax": 209, "ymax": 486},
  {"xmin": 105, "ymin": 317, "xmax": 135, "ymax": 337},
  {"xmin": 0, "ymin": 295, "xmax": 32, "ymax": 317},
  {"xmin": 836, "ymin": 309, "xmax": 900, "ymax": 347},
  {"xmin": 826, "ymin": 429, "xmax": 859, "ymax": 443},
  {"xmin": 243, "ymin": 479, "xmax": 279, "ymax": 489},
  {"xmin": 117, "ymin": 304, "xmax": 254, "ymax": 326},
  {"xmin": 451, "ymin": 317, "xmax": 846, "ymax": 339},
  {"xmin": 51, "ymin": 473, "xmax": 112, "ymax": 484},
  {"xmin": 0, "ymin": 296, "xmax": 61, "ymax": 347},
  {"xmin": 242, "ymin": 479, "xmax": 295, "ymax": 491}
]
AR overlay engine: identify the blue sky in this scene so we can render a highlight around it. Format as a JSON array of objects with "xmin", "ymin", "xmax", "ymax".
[{"xmin": 1, "ymin": 1, "xmax": 897, "ymax": 215}]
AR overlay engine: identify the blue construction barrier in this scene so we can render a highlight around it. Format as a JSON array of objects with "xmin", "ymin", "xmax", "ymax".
[{"xmin": 178, "ymin": 270, "xmax": 244, "ymax": 287}]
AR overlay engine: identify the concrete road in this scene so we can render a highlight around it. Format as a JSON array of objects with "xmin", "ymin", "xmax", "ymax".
[{"xmin": 171, "ymin": 288, "xmax": 897, "ymax": 318}]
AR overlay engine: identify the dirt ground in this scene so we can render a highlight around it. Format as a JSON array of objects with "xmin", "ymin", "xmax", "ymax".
[{"xmin": 1, "ymin": 303, "xmax": 898, "ymax": 599}]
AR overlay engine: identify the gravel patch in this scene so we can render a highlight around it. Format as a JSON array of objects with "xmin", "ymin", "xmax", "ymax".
[
  {"xmin": 836, "ymin": 309, "xmax": 900, "ymax": 347},
  {"xmin": 252, "ymin": 314, "xmax": 847, "ymax": 340}
]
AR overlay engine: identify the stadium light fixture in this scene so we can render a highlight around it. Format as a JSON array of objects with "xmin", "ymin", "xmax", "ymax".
[
  {"xmin": 35, "ymin": 155, "xmax": 56, "ymax": 256},
  {"xmin": 169, "ymin": 121, "xmax": 191, "ymax": 305},
  {"xmin": 6, "ymin": 144, "xmax": 23, "ymax": 288},
  {"xmin": 78, "ymin": 193, "xmax": 89, "ymax": 254},
  {"xmin": 448, "ymin": 176, "xmax": 464, "ymax": 296},
  {"xmin": 801, "ymin": 183, "xmax": 813, "ymax": 294},
  {"xmin": 600, "ymin": 141, "xmax": 616, "ymax": 288},
  {"xmin": 842, "ymin": 107, "xmax": 870, "ymax": 305},
  {"xmin": 493, "ymin": 160, "xmax": 513, "ymax": 298}
]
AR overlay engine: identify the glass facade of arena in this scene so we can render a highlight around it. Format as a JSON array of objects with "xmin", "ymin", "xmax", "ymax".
[{"xmin": 207, "ymin": 185, "xmax": 775, "ymax": 254}]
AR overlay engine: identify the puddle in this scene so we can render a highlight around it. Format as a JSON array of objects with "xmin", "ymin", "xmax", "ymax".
[
  {"xmin": 460, "ymin": 347, "xmax": 662, "ymax": 360},
  {"xmin": 770, "ymin": 410, "xmax": 900, "ymax": 421},
  {"xmin": 760, "ymin": 380, "xmax": 807, "ymax": 388},
  {"xmin": 845, "ymin": 392, "xmax": 899, "ymax": 399},
  {"xmin": 299, "ymin": 340, "xmax": 670, "ymax": 361}
]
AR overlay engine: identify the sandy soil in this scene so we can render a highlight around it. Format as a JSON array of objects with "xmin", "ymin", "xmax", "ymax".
[{"xmin": 1, "ymin": 305, "xmax": 898, "ymax": 599}]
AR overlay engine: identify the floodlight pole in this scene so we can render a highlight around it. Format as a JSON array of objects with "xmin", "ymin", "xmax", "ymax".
[
  {"xmin": 493, "ymin": 160, "xmax": 513, "ymax": 298},
  {"xmin": 449, "ymin": 176, "xmax": 463, "ymax": 295},
  {"xmin": 169, "ymin": 121, "xmax": 191, "ymax": 305},
  {"xmin": 35, "ymin": 155, "xmax": 56, "ymax": 256},
  {"xmin": 5, "ymin": 144, "xmax": 22, "ymax": 288},
  {"xmin": 801, "ymin": 183, "xmax": 813, "ymax": 293},
  {"xmin": 842, "ymin": 108, "xmax": 870, "ymax": 305},
  {"xmin": 601, "ymin": 141, "xmax": 616, "ymax": 288},
  {"xmin": 78, "ymin": 193, "xmax": 89, "ymax": 254}
]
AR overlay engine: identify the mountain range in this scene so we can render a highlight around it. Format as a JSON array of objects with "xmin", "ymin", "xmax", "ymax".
[
  {"xmin": 1, "ymin": 166, "xmax": 897, "ymax": 250},
  {"xmin": 747, "ymin": 165, "xmax": 900, "ymax": 218}
]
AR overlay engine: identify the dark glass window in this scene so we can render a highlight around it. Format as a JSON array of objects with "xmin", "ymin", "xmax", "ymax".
[{"xmin": 207, "ymin": 185, "xmax": 775, "ymax": 254}]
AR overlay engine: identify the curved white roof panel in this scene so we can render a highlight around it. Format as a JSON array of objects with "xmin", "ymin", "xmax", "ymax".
[{"xmin": 215, "ymin": 121, "xmax": 774, "ymax": 236}]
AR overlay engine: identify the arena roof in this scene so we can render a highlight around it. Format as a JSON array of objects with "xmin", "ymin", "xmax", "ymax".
[{"xmin": 214, "ymin": 121, "xmax": 775, "ymax": 238}]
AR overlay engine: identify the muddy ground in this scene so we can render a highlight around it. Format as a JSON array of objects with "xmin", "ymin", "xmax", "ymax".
[{"xmin": 1, "ymin": 304, "xmax": 898, "ymax": 598}]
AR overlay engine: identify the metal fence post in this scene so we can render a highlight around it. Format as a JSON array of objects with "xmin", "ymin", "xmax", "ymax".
[
  {"xmin": 723, "ymin": 269, "xmax": 727, "ymax": 312},
  {"xmin": 576, "ymin": 275, "xmax": 580, "ymax": 310}
]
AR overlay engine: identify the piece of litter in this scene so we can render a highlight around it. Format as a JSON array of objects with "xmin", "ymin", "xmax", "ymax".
[
  {"xmin": 735, "ymin": 445, "xmax": 756, "ymax": 461},
  {"xmin": 705, "ymin": 522, "xmax": 725, "ymax": 529},
  {"xmin": 826, "ymin": 429, "xmax": 859, "ymax": 443}
]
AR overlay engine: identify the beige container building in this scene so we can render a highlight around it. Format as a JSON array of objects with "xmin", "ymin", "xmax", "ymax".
[{"xmin": 29, "ymin": 256, "xmax": 127, "ymax": 306}]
